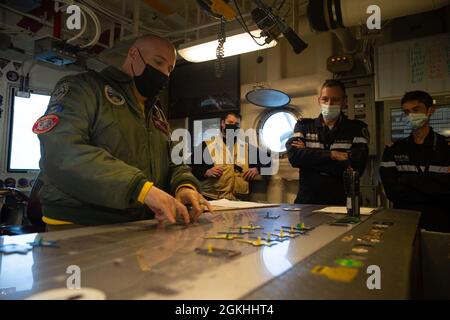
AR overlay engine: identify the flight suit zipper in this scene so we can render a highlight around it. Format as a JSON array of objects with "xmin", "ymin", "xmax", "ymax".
[{"xmin": 144, "ymin": 106, "xmax": 154, "ymax": 180}]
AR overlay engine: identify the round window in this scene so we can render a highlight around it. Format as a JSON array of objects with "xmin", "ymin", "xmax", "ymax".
[{"xmin": 259, "ymin": 110, "xmax": 298, "ymax": 154}]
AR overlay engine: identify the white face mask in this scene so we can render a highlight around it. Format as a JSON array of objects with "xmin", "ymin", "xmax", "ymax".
[
  {"xmin": 321, "ymin": 104, "xmax": 341, "ymax": 121},
  {"xmin": 407, "ymin": 113, "xmax": 429, "ymax": 130}
]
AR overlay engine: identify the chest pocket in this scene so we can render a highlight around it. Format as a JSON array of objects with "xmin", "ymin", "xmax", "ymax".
[
  {"xmin": 408, "ymin": 144, "xmax": 445, "ymax": 174},
  {"xmin": 91, "ymin": 105, "xmax": 127, "ymax": 161},
  {"xmin": 92, "ymin": 85, "xmax": 147, "ymax": 167},
  {"xmin": 148, "ymin": 121, "xmax": 171, "ymax": 188}
]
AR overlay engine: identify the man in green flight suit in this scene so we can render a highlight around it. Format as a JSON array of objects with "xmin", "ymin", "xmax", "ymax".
[{"xmin": 34, "ymin": 35, "xmax": 212, "ymax": 230}]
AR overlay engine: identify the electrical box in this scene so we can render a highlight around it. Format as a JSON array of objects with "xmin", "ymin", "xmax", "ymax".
[
  {"xmin": 340, "ymin": 76, "xmax": 377, "ymax": 156},
  {"xmin": 383, "ymin": 95, "xmax": 450, "ymax": 147},
  {"xmin": 340, "ymin": 76, "xmax": 378, "ymax": 207},
  {"xmin": 327, "ymin": 55, "xmax": 354, "ymax": 73}
]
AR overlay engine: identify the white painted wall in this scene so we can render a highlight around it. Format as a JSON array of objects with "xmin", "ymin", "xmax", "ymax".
[{"xmin": 239, "ymin": 33, "xmax": 333, "ymax": 203}]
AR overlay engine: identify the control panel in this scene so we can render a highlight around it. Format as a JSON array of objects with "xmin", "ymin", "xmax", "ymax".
[{"xmin": 327, "ymin": 55, "xmax": 355, "ymax": 74}]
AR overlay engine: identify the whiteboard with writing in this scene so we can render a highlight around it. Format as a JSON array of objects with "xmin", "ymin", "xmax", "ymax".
[{"xmin": 375, "ymin": 33, "xmax": 450, "ymax": 101}]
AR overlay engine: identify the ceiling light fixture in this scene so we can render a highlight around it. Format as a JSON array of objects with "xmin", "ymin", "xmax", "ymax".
[{"xmin": 178, "ymin": 29, "xmax": 277, "ymax": 63}]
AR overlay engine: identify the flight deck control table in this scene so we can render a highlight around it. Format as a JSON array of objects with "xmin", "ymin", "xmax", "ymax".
[{"xmin": 0, "ymin": 205, "xmax": 420, "ymax": 300}]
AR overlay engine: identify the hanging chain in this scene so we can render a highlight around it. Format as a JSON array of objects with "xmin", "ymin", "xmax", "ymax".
[{"xmin": 215, "ymin": 18, "xmax": 226, "ymax": 78}]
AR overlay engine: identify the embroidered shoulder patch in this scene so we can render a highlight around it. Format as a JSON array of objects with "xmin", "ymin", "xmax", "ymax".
[
  {"xmin": 32, "ymin": 115, "xmax": 59, "ymax": 134},
  {"xmin": 104, "ymin": 85, "xmax": 125, "ymax": 106},
  {"xmin": 50, "ymin": 82, "xmax": 69, "ymax": 103}
]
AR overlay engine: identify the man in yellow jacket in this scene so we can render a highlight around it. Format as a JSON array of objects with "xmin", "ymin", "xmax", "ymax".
[{"xmin": 191, "ymin": 112, "xmax": 268, "ymax": 200}]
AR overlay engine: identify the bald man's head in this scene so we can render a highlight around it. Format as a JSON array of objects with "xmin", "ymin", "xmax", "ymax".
[{"xmin": 122, "ymin": 34, "xmax": 177, "ymax": 78}]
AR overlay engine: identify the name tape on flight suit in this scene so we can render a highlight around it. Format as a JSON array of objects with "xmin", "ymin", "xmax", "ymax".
[
  {"xmin": 104, "ymin": 85, "xmax": 125, "ymax": 106},
  {"xmin": 32, "ymin": 114, "xmax": 59, "ymax": 134}
]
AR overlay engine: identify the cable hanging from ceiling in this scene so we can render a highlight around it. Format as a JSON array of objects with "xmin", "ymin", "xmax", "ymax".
[{"xmin": 215, "ymin": 18, "xmax": 227, "ymax": 78}]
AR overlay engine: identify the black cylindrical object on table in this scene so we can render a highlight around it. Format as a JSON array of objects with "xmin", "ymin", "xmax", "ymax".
[{"xmin": 343, "ymin": 166, "xmax": 360, "ymax": 218}]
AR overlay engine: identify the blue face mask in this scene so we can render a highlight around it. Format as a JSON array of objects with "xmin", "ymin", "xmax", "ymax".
[
  {"xmin": 321, "ymin": 104, "xmax": 341, "ymax": 121},
  {"xmin": 407, "ymin": 113, "xmax": 429, "ymax": 130}
]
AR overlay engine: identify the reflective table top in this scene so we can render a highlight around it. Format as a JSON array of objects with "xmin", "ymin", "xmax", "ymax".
[{"xmin": 1, "ymin": 205, "xmax": 369, "ymax": 300}]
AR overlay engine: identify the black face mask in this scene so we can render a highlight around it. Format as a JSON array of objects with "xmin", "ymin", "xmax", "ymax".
[
  {"xmin": 224, "ymin": 124, "xmax": 240, "ymax": 131},
  {"xmin": 223, "ymin": 123, "xmax": 240, "ymax": 142},
  {"xmin": 131, "ymin": 48, "xmax": 169, "ymax": 99}
]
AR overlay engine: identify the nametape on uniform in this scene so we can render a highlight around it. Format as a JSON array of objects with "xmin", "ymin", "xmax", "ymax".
[
  {"xmin": 32, "ymin": 114, "xmax": 59, "ymax": 134},
  {"xmin": 104, "ymin": 85, "xmax": 125, "ymax": 106},
  {"xmin": 50, "ymin": 82, "xmax": 69, "ymax": 103}
]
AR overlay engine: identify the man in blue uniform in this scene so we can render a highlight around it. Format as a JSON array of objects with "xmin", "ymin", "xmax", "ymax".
[
  {"xmin": 380, "ymin": 91, "xmax": 450, "ymax": 232},
  {"xmin": 286, "ymin": 79, "xmax": 369, "ymax": 205}
]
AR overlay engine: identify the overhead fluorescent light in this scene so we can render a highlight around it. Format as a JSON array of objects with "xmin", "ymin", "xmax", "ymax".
[{"xmin": 178, "ymin": 29, "xmax": 277, "ymax": 63}]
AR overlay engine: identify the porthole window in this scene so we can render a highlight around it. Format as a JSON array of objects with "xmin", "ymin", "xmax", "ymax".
[{"xmin": 259, "ymin": 109, "xmax": 299, "ymax": 154}]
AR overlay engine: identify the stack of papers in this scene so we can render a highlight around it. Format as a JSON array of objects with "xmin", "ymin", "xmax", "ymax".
[
  {"xmin": 207, "ymin": 199, "xmax": 280, "ymax": 211},
  {"xmin": 313, "ymin": 206, "xmax": 378, "ymax": 216}
]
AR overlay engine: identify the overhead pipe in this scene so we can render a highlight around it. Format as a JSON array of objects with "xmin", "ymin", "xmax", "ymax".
[
  {"xmin": 133, "ymin": 0, "xmax": 141, "ymax": 37},
  {"xmin": 296, "ymin": 0, "xmax": 449, "ymax": 54},
  {"xmin": 340, "ymin": 0, "xmax": 449, "ymax": 28},
  {"xmin": 0, "ymin": 3, "xmax": 53, "ymax": 29},
  {"xmin": 331, "ymin": 28, "xmax": 358, "ymax": 53},
  {"xmin": 304, "ymin": 0, "xmax": 450, "ymax": 34},
  {"xmin": 120, "ymin": 0, "xmax": 126, "ymax": 41},
  {"xmin": 80, "ymin": 0, "xmax": 167, "ymax": 35},
  {"xmin": 109, "ymin": 21, "xmax": 116, "ymax": 48},
  {"xmin": 164, "ymin": 12, "xmax": 253, "ymax": 37},
  {"xmin": 0, "ymin": 3, "xmax": 109, "ymax": 49},
  {"xmin": 53, "ymin": 9, "xmax": 62, "ymax": 39}
]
